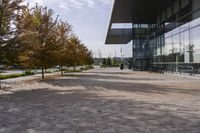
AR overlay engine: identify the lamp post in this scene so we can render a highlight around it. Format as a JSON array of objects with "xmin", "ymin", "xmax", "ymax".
[{"xmin": 120, "ymin": 46, "xmax": 124, "ymax": 70}]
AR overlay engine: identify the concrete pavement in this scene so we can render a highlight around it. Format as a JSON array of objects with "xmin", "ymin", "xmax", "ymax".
[{"xmin": 0, "ymin": 68, "xmax": 200, "ymax": 133}]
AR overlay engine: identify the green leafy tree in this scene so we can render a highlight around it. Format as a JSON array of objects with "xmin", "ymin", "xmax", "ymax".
[
  {"xmin": 0, "ymin": 0, "xmax": 24, "ymax": 88},
  {"xmin": 66, "ymin": 36, "xmax": 81, "ymax": 70},
  {"xmin": 18, "ymin": 5, "xmax": 58, "ymax": 79},
  {"xmin": 112, "ymin": 58, "xmax": 119, "ymax": 67},
  {"xmin": 102, "ymin": 58, "xmax": 107, "ymax": 66},
  {"xmin": 62, "ymin": 35, "xmax": 93, "ymax": 71},
  {"xmin": 84, "ymin": 50, "xmax": 93, "ymax": 66},
  {"xmin": 107, "ymin": 58, "xmax": 112, "ymax": 66},
  {"xmin": 55, "ymin": 20, "xmax": 72, "ymax": 75},
  {"xmin": 78, "ymin": 43, "xmax": 93, "ymax": 66}
]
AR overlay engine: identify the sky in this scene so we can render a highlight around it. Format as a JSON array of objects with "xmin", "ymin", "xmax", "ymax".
[{"xmin": 24, "ymin": 0, "xmax": 123, "ymax": 58}]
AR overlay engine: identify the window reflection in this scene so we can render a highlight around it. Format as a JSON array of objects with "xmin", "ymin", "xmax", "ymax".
[
  {"xmin": 191, "ymin": 26, "xmax": 200, "ymax": 63},
  {"xmin": 160, "ymin": 16, "xmax": 200, "ymax": 63}
]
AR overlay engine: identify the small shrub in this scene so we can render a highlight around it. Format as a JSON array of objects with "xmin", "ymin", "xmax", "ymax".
[
  {"xmin": 64, "ymin": 69, "xmax": 81, "ymax": 73},
  {"xmin": 0, "ymin": 71, "xmax": 34, "ymax": 80},
  {"xmin": 100, "ymin": 65, "xmax": 107, "ymax": 68},
  {"xmin": 54, "ymin": 70, "xmax": 60, "ymax": 72},
  {"xmin": 0, "ymin": 74, "xmax": 23, "ymax": 79},
  {"xmin": 85, "ymin": 65, "xmax": 94, "ymax": 69},
  {"xmin": 80, "ymin": 68, "xmax": 84, "ymax": 70},
  {"xmin": 45, "ymin": 71, "xmax": 52, "ymax": 73},
  {"xmin": 25, "ymin": 70, "xmax": 34, "ymax": 75}
]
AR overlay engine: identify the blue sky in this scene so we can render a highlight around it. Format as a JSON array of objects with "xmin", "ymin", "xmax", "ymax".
[{"xmin": 25, "ymin": 0, "xmax": 122, "ymax": 58}]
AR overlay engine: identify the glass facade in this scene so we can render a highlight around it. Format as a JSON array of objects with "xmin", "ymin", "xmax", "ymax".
[
  {"xmin": 122, "ymin": 41, "xmax": 133, "ymax": 69},
  {"xmin": 129, "ymin": 0, "xmax": 200, "ymax": 75}
]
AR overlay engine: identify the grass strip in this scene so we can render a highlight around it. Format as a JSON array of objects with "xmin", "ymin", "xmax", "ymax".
[{"xmin": 0, "ymin": 73, "xmax": 34, "ymax": 80}]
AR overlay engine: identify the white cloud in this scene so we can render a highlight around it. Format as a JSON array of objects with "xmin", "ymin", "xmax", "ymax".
[
  {"xmin": 83, "ymin": 0, "xmax": 95, "ymax": 8},
  {"xmin": 26, "ymin": 0, "xmax": 113, "ymax": 11},
  {"xmin": 58, "ymin": 2, "xmax": 70, "ymax": 11},
  {"xmin": 27, "ymin": 0, "xmax": 44, "ymax": 6},
  {"xmin": 68, "ymin": 0, "xmax": 84, "ymax": 9},
  {"xmin": 57, "ymin": 0, "xmax": 112, "ymax": 11},
  {"xmin": 99, "ymin": 0, "xmax": 112, "ymax": 5},
  {"xmin": 58, "ymin": 0, "xmax": 91, "ymax": 11}
]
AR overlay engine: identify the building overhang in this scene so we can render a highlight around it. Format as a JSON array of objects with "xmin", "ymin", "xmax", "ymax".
[
  {"xmin": 105, "ymin": 28, "xmax": 132, "ymax": 44},
  {"xmin": 105, "ymin": 0, "xmax": 174, "ymax": 45}
]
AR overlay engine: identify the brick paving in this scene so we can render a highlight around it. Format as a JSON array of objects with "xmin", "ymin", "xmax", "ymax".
[{"xmin": 0, "ymin": 68, "xmax": 200, "ymax": 133}]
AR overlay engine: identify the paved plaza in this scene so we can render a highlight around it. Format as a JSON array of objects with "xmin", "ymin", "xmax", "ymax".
[{"xmin": 0, "ymin": 68, "xmax": 200, "ymax": 133}]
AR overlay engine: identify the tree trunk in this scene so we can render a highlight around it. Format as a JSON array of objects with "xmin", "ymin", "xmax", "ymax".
[
  {"xmin": 0, "ymin": 73, "xmax": 2, "ymax": 89},
  {"xmin": 73, "ymin": 66, "xmax": 76, "ymax": 71},
  {"xmin": 42, "ymin": 66, "xmax": 44, "ymax": 79},
  {"xmin": 61, "ymin": 65, "xmax": 63, "ymax": 76},
  {"xmin": 34, "ymin": 67, "xmax": 37, "ymax": 74},
  {"xmin": 0, "ymin": 79, "xmax": 1, "ymax": 89}
]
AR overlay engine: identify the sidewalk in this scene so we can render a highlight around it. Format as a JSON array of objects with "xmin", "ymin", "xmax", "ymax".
[{"xmin": 0, "ymin": 68, "xmax": 200, "ymax": 132}]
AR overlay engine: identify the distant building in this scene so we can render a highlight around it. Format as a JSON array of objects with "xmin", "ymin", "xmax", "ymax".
[{"xmin": 106, "ymin": 0, "xmax": 200, "ymax": 74}]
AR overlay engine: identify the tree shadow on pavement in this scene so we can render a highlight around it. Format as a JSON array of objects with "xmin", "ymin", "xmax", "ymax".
[
  {"xmin": 64, "ymin": 73, "xmax": 164, "ymax": 81},
  {"xmin": 0, "ymin": 88, "xmax": 200, "ymax": 132},
  {"xmin": 40, "ymin": 74, "xmax": 200, "ymax": 96}
]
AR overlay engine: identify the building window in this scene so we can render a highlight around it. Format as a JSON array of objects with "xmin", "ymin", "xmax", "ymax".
[
  {"xmin": 165, "ymin": 37, "xmax": 173, "ymax": 55},
  {"xmin": 180, "ymin": 22, "xmax": 189, "ymax": 32},
  {"xmin": 180, "ymin": 30, "xmax": 190, "ymax": 63},
  {"xmin": 181, "ymin": 0, "xmax": 189, "ymax": 8},
  {"xmin": 192, "ymin": 0, "xmax": 200, "ymax": 19},
  {"xmin": 172, "ymin": 34, "xmax": 180, "ymax": 53},
  {"xmin": 190, "ymin": 16, "xmax": 200, "ymax": 27},
  {"xmin": 161, "ymin": 12, "xmax": 166, "ymax": 22},
  {"xmin": 173, "ymin": 0, "xmax": 180, "ymax": 13},
  {"xmin": 191, "ymin": 26, "xmax": 200, "ymax": 63},
  {"xmin": 167, "ymin": 6, "xmax": 172, "ymax": 18}
]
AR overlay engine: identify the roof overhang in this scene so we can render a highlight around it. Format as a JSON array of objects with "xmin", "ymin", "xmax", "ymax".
[
  {"xmin": 105, "ymin": 0, "xmax": 174, "ymax": 45},
  {"xmin": 105, "ymin": 28, "xmax": 132, "ymax": 44}
]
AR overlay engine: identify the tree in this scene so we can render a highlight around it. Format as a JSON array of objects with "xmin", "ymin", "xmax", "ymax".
[
  {"xmin": 78, "ymin": 43, "xmax": 89, "ymax": 66},
  {"xmin": 0, "ymin": 0, "xmax": 24, "ymax": 88},
  {"xmin": 102, "ymin": 58, "xmax": 107, "ymax": 66},
  {"xmin": 107, "ymin": 57, "xmax": 112, "ymax": 66},
  {"xmin": 55, "ymin": 20, "xmax": 72, "ymax": 75},
  {"xmin": 61, "ymin": 35, "xmax": 93, "ymax": 71},
  {"xmin": 112, "ymin": 58, "xmax": 119, "ymax": 67},
  {"xmin": 84, "ymin": 49, "xmax": 93, "ymax": 66},
  {"xmin": 18, "ymin": 5, "xmax": 58, "ymax": 79},
  {"xmin": 66, "ymin": 35, "xmax": 81, "ymax": 70}
]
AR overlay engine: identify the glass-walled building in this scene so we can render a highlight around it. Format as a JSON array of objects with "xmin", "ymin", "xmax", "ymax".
[{"xmin": 106, "ymin": 0, "xmax": 200, "ymax": 74}]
